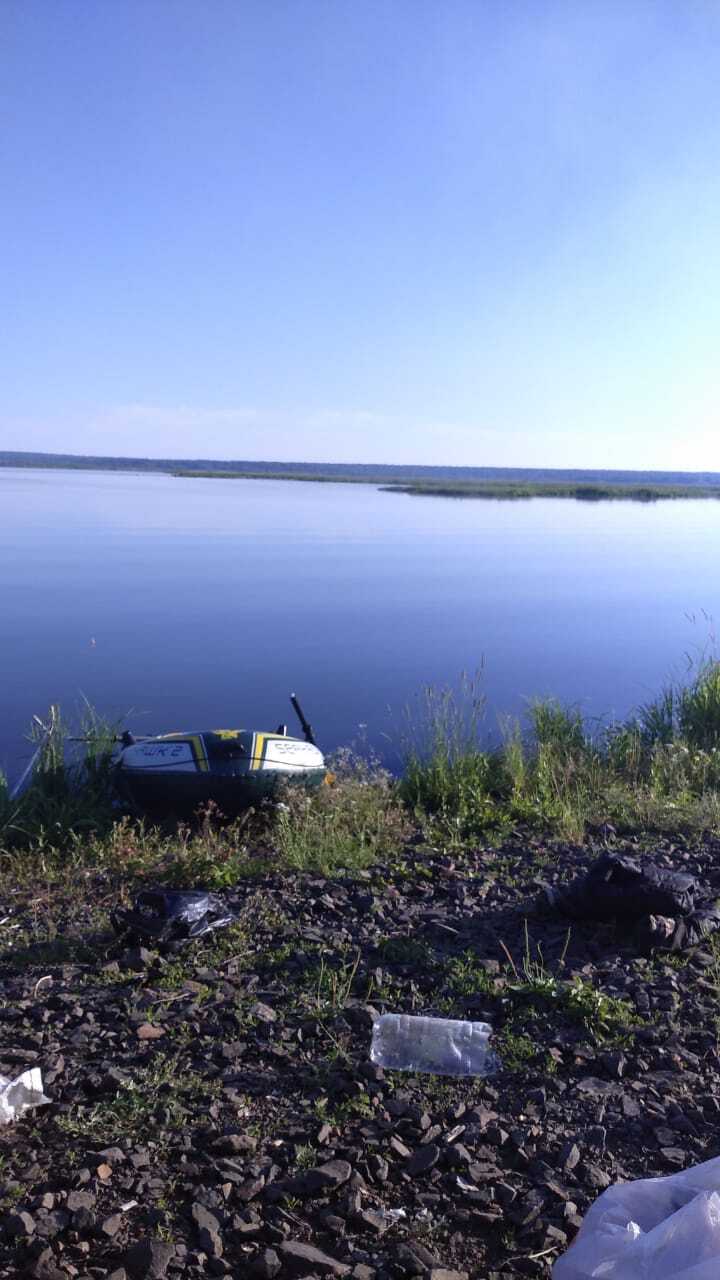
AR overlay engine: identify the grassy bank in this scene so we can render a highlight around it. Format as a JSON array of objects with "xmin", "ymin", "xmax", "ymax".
[
  {"xmin": 4, "ymin": 670, "xmax": 720, "ymax": 1277},
  {"xmin": 4, "ymin": 662, "xmax": 720, "ymax": 886}
]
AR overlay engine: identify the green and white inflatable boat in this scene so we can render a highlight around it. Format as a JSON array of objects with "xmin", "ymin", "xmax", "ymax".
[{"xmin": 115, "ymin": 694, "xmax": 327, "ymax": 816}]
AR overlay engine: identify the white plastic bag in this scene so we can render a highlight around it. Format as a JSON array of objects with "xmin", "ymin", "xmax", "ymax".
[
  {"xmin": 0, "ymin": 1068, "xmax": 50, "ymax": 1125},
  {"xmin": 553, "ymin": 1155, "xmax": 720, "ymax": 1279}
]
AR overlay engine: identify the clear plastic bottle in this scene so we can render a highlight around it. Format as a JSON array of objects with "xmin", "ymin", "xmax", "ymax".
[{"xmin": 370, "ymin": 1013, "xmax": 498, "ymax": 1077}]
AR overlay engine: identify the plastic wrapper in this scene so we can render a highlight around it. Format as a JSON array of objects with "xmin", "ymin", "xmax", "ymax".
[
  {"xmin": 553, "ymin": 1155, "xmax": 720, "ymax": 1279},
  {"xmin": 0, "ymin": 1068, "xmax": 50, "ymax": 1125},
  {"xmin": 111, "ymin": 889, "xmax": 236, "ymax": 947}
]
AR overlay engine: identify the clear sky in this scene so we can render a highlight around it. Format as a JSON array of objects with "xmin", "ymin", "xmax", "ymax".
[{"xmin": 3, "ymin": 0, "xmax": 720, "ymax": 469}]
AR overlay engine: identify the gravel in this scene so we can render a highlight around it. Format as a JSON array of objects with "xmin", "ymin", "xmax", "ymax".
[{"xmin": 2, "ymin": 829, "xmax": 720, "ymax": 1278}]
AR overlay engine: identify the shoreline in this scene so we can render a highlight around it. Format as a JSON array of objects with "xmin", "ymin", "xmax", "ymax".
[
  {"xmin": 174, "ymin": 471, "xmax": 720, "ymax": 501},
  {"xmin": 3, "ymin": 665, "xmax": 720, "ymax": 1276}
]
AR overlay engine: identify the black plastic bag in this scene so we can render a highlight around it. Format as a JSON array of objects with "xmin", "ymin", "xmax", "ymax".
[
  {"xmin": 111, "ymin": 889, "xmax": 236, "ymax": 947},
  {"xmin": 545, "ymin": 853, "xmax": 697, "ymax": 922},
  {"xmin": 636, "ymin": 906, "xmax": 720, "ymax": 952},
  {"xmin": 544, "ymin": 852, "xmax": 720, "ymax": 953}
]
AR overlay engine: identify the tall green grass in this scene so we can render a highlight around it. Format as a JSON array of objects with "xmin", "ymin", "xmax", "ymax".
[
  {"xmin": 400, "ymin": 674, "xmax": 508, "ymax": 835},
  {"xmin": 5, "ymin": 660, "xmax": 720, "ymax": 886},
  {"xmin": 399, "ymin": 660, "xmax": 720, "ymax": 841},
  {"xmin": 0, "ymin": 703, "xmax": 119, "ymax": 851}
]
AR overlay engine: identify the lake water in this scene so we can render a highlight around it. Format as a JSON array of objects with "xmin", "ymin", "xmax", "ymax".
[{"xmin": 2, "ymin": 466, "xmax": 719, "ymax": 783}]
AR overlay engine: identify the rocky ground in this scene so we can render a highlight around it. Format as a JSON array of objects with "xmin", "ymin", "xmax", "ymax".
[{"xmin": 2, "ymin": 829, "xmax": 720, "ymax": 1280}]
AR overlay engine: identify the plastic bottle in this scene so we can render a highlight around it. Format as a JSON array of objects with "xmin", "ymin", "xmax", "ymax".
[{"xmin": 370, "ymin": 1013, "xmax": 498, "ymax": 1077}]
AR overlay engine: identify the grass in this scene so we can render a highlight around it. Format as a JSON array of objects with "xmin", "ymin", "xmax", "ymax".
[
  {"xmin": 397, "ymin": 660, "xmax": 720, "ymax": 842},
  {"xmin": 53, "ymin": 1051, "xmax": 222, "ymax": 1143},
  {"xmin": 5, "ymin": 658, "xmax": 720, "ymax": 894},
  {"xmin": 488, "ymin": 921, "xmax": 639, "ymax": 1074}
]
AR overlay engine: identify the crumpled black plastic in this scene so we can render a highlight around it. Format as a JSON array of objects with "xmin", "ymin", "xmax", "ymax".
[
  {"xmin": 544, "ymin": 852, "xmax": 720, "ymax": 951},
  {"xmin": 636, "ymin": 906, "xmax": 720, "ymax": 952},
  {"xmin": 111, "ymin": 889, "xmax": 237, "ymax": 948}
]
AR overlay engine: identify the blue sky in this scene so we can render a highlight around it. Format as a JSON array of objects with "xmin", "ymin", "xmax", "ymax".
[{"xmin": 3, "ymin": 0, "xmax": 720, "ymax": 468}]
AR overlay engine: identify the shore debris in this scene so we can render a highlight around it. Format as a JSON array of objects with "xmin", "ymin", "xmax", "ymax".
[
  {"xmin": 544, "ymin": 852, "xmax": 720, "ymax": 950},
  {"xmin": 553, "ymin": 1153, "xmax": 720, "ymax": 1278},
  {"xmin": 371, "ymin": 1013, "xmax": 498, "ymax": 1076},
  {"xmin": 110, "ymin": 889, "xmax": 237, "ymax": 948},
  {"xmin": 0, "ymin": 1068, "xmax": 50, "ymax": 1126}
]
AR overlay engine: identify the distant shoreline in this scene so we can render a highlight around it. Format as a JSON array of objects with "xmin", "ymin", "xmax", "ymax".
[
  {"xmin": 3, "ymin": 451, "xmax": 720, "ymax": 501},
  {"xmin": 174, "ymin": 470, "xmax": 720, "ymax": 501}
]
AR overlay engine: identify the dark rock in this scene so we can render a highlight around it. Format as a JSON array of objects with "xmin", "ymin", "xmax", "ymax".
[
  {"xmin": 191, "ymin": 1203, "xmax": 221, "ymax": 1236},
  {"xmin": 581, "ymin": 1163, "xmax": 612, "ymax": 1190},
  {"xmin": 352, "ymin": 1266, "xmax": 376, "ymax": 1280},
  {"xmin": 66, "ymin": 1191, "xmax": 96, "ymax": 1212},
  {"xmin": 561, "ymin": 1142, "xmax": 581, "ymax": 1172},
  {"xmin": 406, "ymin": 1143, "xmax": 440, "ymax": 1176},
  {"xmin": 306, "ymin": 1159, "xmax": 353, "ymax": 1191},
  {"xmin": 123, "ymin": 1238, "xmax": 175, "ymax": 1279},
  {"xmin": 99, "ymin": 1214, "xmax": 123, "ymax": 1238},
  {"xmin": 279, "ymin": 1240, "xmax": 352, "ymax": 1276},
  {"xmin": 355, "ymin": 1208, "xmax": 389, "ymax": 1234},
  {"xmin": 248, "ymin": 1250, "xmax": 282, "ymax": 1280},
  {"xmin": 212, "ymin": 1133, "xmax": 257, "ymax": 1156}
]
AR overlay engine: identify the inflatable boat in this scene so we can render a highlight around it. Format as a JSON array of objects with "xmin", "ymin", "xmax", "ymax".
[{"xmin": 114, "ymin": 694, "xmax": 327, "ymax": 816}]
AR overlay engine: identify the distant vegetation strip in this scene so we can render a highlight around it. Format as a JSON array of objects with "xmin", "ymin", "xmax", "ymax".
[
  {"xmin": 172, "ymin": 469, "xmax": 379, "ymax": 484},
  {"xmin": 174, "ymin": 470, "xmax": 720, "ymax": 501},
  {"xmin": 5, "ymin": 451, "xmax": 720, "ymax": 490},
  {"xmin": 381, "ymin": 481, "xmax": 720, "ymax": 501}
]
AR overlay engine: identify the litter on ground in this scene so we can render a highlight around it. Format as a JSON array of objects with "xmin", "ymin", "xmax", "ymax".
[{"xmin": 0, "ymin": 1068, "xmax": 50, "ymax": 1126}]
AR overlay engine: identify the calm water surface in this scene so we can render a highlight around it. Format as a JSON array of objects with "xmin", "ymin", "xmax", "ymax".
[{"xmin": 2, "ymin": 467, "xmax": 719, "ymax": 781}]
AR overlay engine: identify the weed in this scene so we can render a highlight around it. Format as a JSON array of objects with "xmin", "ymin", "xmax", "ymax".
[
  {"xmin": 54, "ymin": 1052, "xmax": 221, "ymax": 1142},
  {"xmin": 496, "ymin": 1025, "xmax": 536, "ymax": 1071},
  {"xmin": 293, "ymin": 1144, "xmax": 318, "ymax": 1171},
  {"xmin": 273, "ymin": 753, "xmax": 409, "ymax": 873},
  {"xmin": 498, "ymin": 922, "xmax": 635, "ymax": 1053},
  {"xmin": 400, "ymin": 673, "xmax": 510, "ymax": 838},
  {"xmin": 376, "ymin": 935, "xmax": 435, "ymax": 968},
  {"xmin": 313, "ymin": 949, "xmax": 361, "ymax": 1013},
  {"xmin": 444, "ymin": 950, "xmax": 497, "ymax": 998}
]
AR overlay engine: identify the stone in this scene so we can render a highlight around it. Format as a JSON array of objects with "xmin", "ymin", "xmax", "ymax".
[
  {"xmin": 278, "ymin": 1240, "xmax": 352, "ymax": 1276},
  {"xmin": 136, "ymin": 1023, "xmax": 165, "ymax": 1040},
  {"xmin": 66, "ymin": 1192, "xmax": 95, "ymax": 1212},
  {"xmin": 191, "ymin": 1203, "xmax": 221, "ymax": 1236},
  {"xmin": 3, "ymin": 1210, "xmax": 35, "ymax": 1236},
  {"xmin": 581, "ymin": 1163, "xmax": 612, "ymax": 1191},
  {"xmin": 307, "ymin": 1159, "xmax": 353, "ymax": 1190},
  {"xmin": 99, "ymin": 1214, "xmax": 123, "ymax": 1238},
  {"xmin": 123, "ymin": 1238, "xmax": 175, "ymax": 1280},
  {"xmin": 406, "ymin": 1143, "xmax": 440, "ymax": 1176},
  {"xmin": 252, "ymin": 1002, "xmax": 277, "ymax": 1023},
  {"xmin": 562, "ymin": 1142, "xmax": 581, "ymax": 1172},
  {"xmin": 248, "ymin": 1250, "xmax": 282, "ymax": 1280},
  {"xmin": 355, "ymin": 1208, "xmax": 388, "ymax": 1234},
  {"xmin": 212, "ymin": 1133, "xmax": 257, "ymax": 1156},
  {"xmin": 394, "ymin": 1244, "xmax": 428, "ymax": 1275}
]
